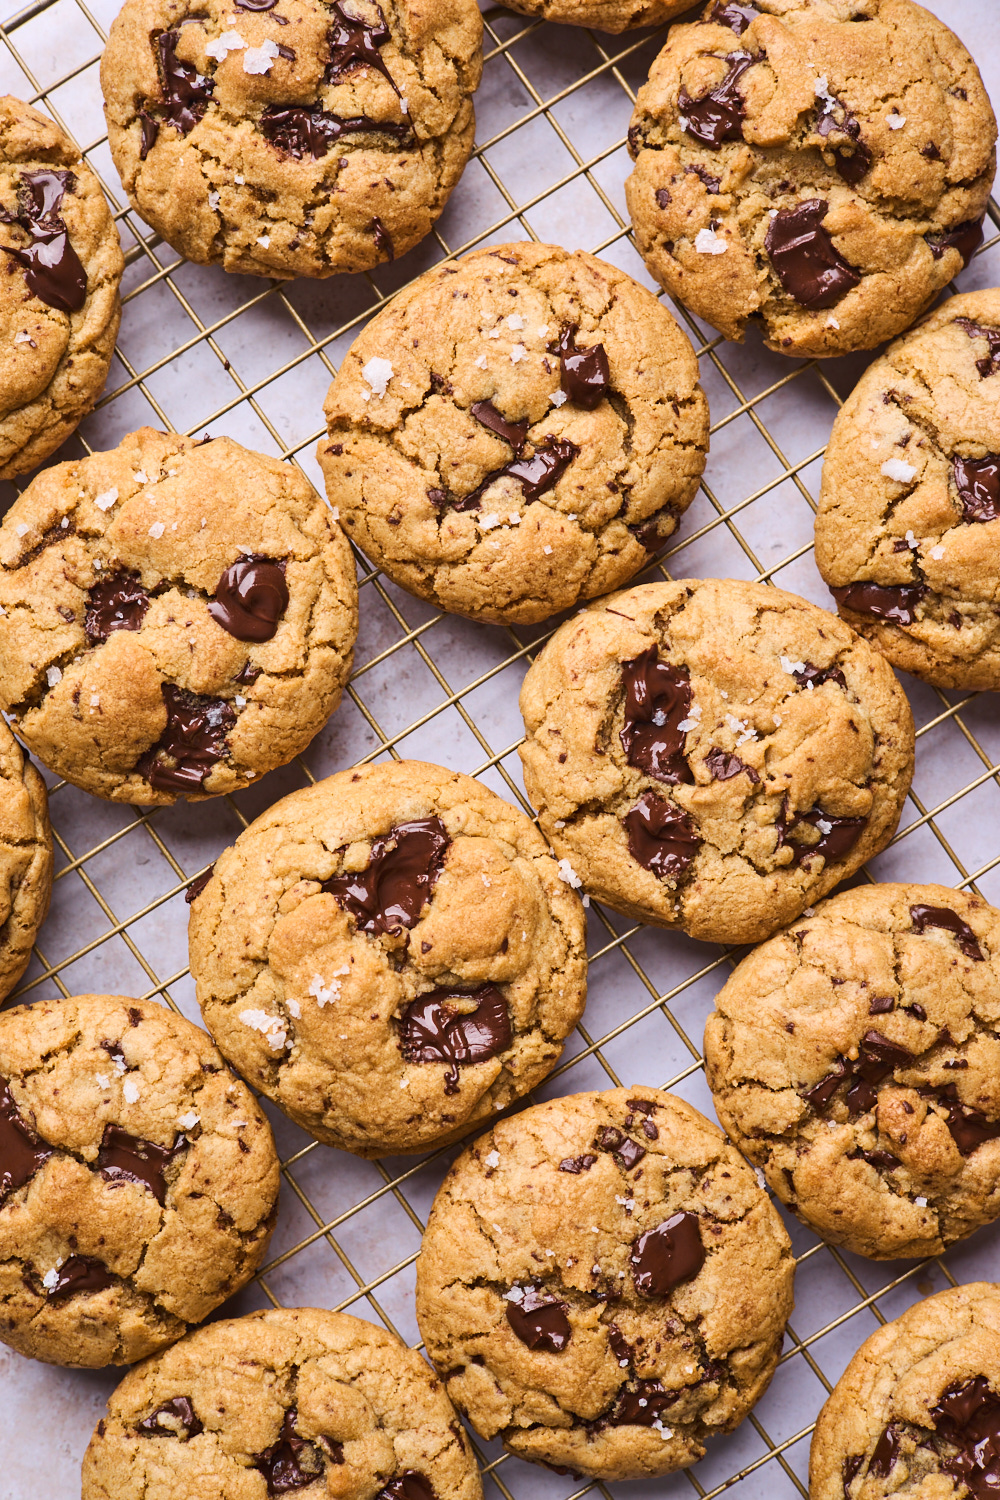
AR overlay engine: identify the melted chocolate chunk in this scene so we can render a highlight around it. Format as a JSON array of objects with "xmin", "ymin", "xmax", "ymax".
[
  {"xmin": 765, "ymin": 199, "xmax": 861, "ymax": 309},
  {"xmin": 678, "ymin": 50, "xmax": 757, "ymax": 150},
  {"xmin": 137, "ymin": 685, "xmax": 236, "ymax": 793},
  {"xmin": 848, "ymin": 1147, "xmax": 900, "ymax": 1171},
  {"xmin": 0, "ymin": 1078, "xmax": 52, "ymax": 1205},
  {"xmin": 927, "ymin": 217, "xmax": 985, "ymax": 267},
  {"xmin": 326, "ymin": 0, "xmax": 400, "ymax": 96},
  {"xmin": 371, "ymin": 216, "xmax": 393, "ymax": 260},
  {"xmin": 553, "ymin": 324, "xmax": 610, "ymax": 410},
  {"xmin": 625, "ymin": 792, "xmax": 700, "ymax": 882},
  {"xmin": 705, "ymin": 745, "xmax": 759, "ymax": 782},
  {"xmin": 686, "ymin": 162, "xmax": 721, "ymax": 193},
  {"xmin": 0, "ymin": 169, "xmax": 87, "ymax": 313},
  {"xmin": 630, "ymin": 1211, "xmax": 704, "ymax": 1295},
  {"xmin": 98, "ymin": 1124, "xmax": 180, "ymax": 1206},
  {"xmin": 868, "ymin": 995, "xmax": 895, "ymax": 1015},
  {"xmin": 505, "ymin": 437, "xmax": 578, "ymax": 502},
  {"xmin": 236, "ymin": 0, "xmax": 279, "ymax": 7},
  {"xmin": 259, "ymin": 104, "xmax": 408, "ymax": 159},
  {"xmin": 629, "ymin": 514, "xmax": 671, "ymax": 553},
  {"xmin": 208, "ymin": 556, "xmax": 288, "ymax": 643},
  {"xmin": 138, "ymin": 1396, "xmax": 203, "ymax": 1440},
  {"xmin": 139, "ymin": 110, "xmax": 159, "ymax": 159},
  {"xmin": 235, "ymin": 658, "xmax": 262, "ymax": 685},
  {"xmin": 185, "ymin": 865, "xmax": 214, "ymax": 904},
  {"xmin": 925, "ymin": 1084, "xmax": 1000, "ymax": 1156},
  {"xmin": 252, "ymin": 1409, "xmax": 328, "ymax": 1495},
  {"xmin": 842, "ymin": 1453, "xmax": 864, "ymax": 1495},
  {"xmin": 706, "ymin": 0, "xmax": 758, "ymax": 31},
  {"xmin": 470, "ymin": 399, "xmax": 529, "ymax": 454},
  {"xmin": 378, "ymin": 1477, "xmax": 436, "ymax": 1500},
  {"xmin": 46, "ymin": 1255, "xmax": 114, "ymax": 1301},
  {"xmin": 398, "ymin": 985, "xmax": 511, "ymax": 1094},
  {"xmin": 910, "ymin": 903, "xmax": 984, "ymax": 961},
  {"xmin": 594, "ymin": 1124, "xmax": 646, "ymax": 1172},
  {"xmin": 953, "ymin": 455, "xmax": 1000, "ymax": 523},
  {"xmin": 775, "ymin": 800, "xmax": 866, "ymax": 867},
  {"xmin": 816, "ymin": 96, "xmax": 872, "ymax": 186},
  {"xmin": 831, "ymin": 580, "xmax": 927, "ymax": 625},
  {"xmin": 323, "ymin": 817, "xmax": 449, "ymax": 936},
  {"xmin": 505, "ymin": 1285, "xmax": 572, "ymax": 1352},
  {"xmin": 955, "ymin": 316, "xmax": 1000, "ymax": 378},
  {"xmin": 606, "ymin": 1379, "xmax": 676, "ymax": 1427},
  {"xmin": 558, "ymin": 1154, "xmax": 597, "ymax": 1173},
  {"xmin": 792, "ymin": 661, "xmax": 847, "ymax": 691},
  {"xmin": 805, "ymin": 1030, "xmax": 913, "ymax": 1118},
  {"xmin": 154, "ymin": 31, "xmax": 214, "ymax": 135},
  {"xmin": 932, "ymin": 1376, "xmax": 1000, "ymax": 1498},
  {"xmin": 619, "ymin": 648, "xmax": 694, "ymax": 785},
  {"xmin": 869, "ymin": 1424, "xmax": 901, "ymax": 1478},
  {"xmin": 84, "ymin": 570, "xmax": 150, "ymax": 644}
]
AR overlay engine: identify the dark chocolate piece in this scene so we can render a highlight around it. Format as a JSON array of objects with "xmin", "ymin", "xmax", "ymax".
[
  {"xmin": 371, "ymin": 216, "xmax": 394, "ymax": 260},
  {"xmin": 235, "ymin": 659, "xmax": 262, "ymax": 686},
  {"xmin": 629, "ymin": 514, "xmax": 671, "ymax": 553},
  {"xmin": 470, "ymin": 400, "xmax": 529, "ymax": 455},
  {"xmin": 185, "ymin": 865, "xmax": 214, "ymax": 903},
  {"xmin": 805, "ymin": 1030, "xmax": 914, "ymax": 1118},
  {"xmin": 705, "ymin": 0, "xmax": 758, "ymax": 32},
  {"xmin": 252, "ymin": 1409, "xmax": 330, "ymax": 1495},
  {"xmin": 605, "ymin": 1378, "xmax": 676, "ymax": 1427},
  {"xmin": 842, "ymin": 1453, "xmax": 864, "ymax": 1495},
  {"xmin": 791, "ymin": 661, "xmax": 847, "ymax": 691},
  {"xmin": 625, "ymin": 792, "xmax": 700, "ymax": 881},
  {"xmin": 553, "ymin": 324, "xmax": 610, "ymax": 410},
  {"xmin": 84, "ymin": 570, "xmax": 151, "ymax": 644},
  {"xmin": 139, "ymin": 110, "xmax": 159, "ymax": 158},
  {"xmin": 954, "ymin": 316, "xmax": 1000, "ymax": 378},
  {"xmin": 378, "ymin": 1476, "xmax": 436, "ymax": 1500},
  {"xmin": 631, "ymin": 1212, "xmax": 704, "ymax": 1295},
  {"xmin": 0, "ymin": 1077, "xmax": 52, "ymax": 1206},
  {"xmin": 594, "ymin": 1124, "xmax": 646, "ymax": 1172},
  {"xmin": 816, "ymin": 95, "xmax": 872, "ymax": 186},
  {"xmin": 868, "ymin": 995, "xmax": 895, "ymax": 1015},
  {"xmin": 136, "ymin": 685, "xmax": 236, "ymax": 793},
  {"xmin": 831, "ymin": 581, "xmax": 927, "ymax": 625},
  {"xmin": 679, "ymin": 50, "xmax": 757, "ymax": 150},
  {"xmin": 925, "ymin": 1084, "xmax": 1000, "ymax": 1157},
  {"xmin": 932, "ymin": 1375, "xmax": 1000, "ymax": 1498},
  {"xmin": 326, "ymin": 0, "xmax": 400, "ymax": 96},
  {"xmin": 686, "ymin": 162, "xmax": 721, "ymax": 193},
  {"xmin": 504, "ymin": 437, "xmax": 578, "ymax": 502},
  {"xmin": 46, "ymin": 1255, "xmax": 114, "ymax": 1301},
  {"xmin": 619, "ymin": 647, "xmax": 694, "ymax": 785},
  {"xmin": 98, "ymin": 1124, "xmax": 180, "ymax": 1206},
  {"xmin": 848, "ymin": 1147, "xmax": 901, "ymax": 1171},
  {"xmin": 154, "ymin": 31, "xmax": 214, "ymax": 135},
  {"xmin": 208, "ymin": 556, "xmax": 288, "ymax": 643},
  {"xmin": 558, "ymin": 1154, "xmax": 597, "ymax": 1173},
  {"xmin": 705, "ymin": 745, "xmax": 759, "ymax": 782},
  {"xmin": 323, "ymin": 817, "xmax": 449, "ymax": 937},
  {"xmin": 137, "ymin": 1395, "xmax": 203, "ymax": 1440},
  {"xmin": 236, "ymin": 0, "xmax": 280, "ymax": 8},
  {"xmin": 0, "ymin": 169, "xmax": 87, "ymax": 313},
  {"xmin": 505, "ymin": 1285, "xmax": 572, "ymax": 1352},
  {"xmin": 765, "ymin": 199, "xmax": 861, "ymax": 309},
  {"xmin": 869, "ymin": 1424, "xmax": 900, "ymax": 1478},
  {"xmin": 910, "ymin": 903, "xmax": 984, "ymax": 961},
  {"xmin": 259, "ymin": 105, "xmax": 409, "ymax": 160},
  {"xmin": 953, "ymin": 455, "xmax": 1000, "ymax": 523},
  {"xmin": 790, "ymin": 807, "xmax": 867, "ymax": 864},
  {"xmin": 927, "ymin": 217, "xmax": 985, "ymax": 267},
  {"xmin": 397, "ymin": 985, "xmax": 511, "ymax": 1094}
]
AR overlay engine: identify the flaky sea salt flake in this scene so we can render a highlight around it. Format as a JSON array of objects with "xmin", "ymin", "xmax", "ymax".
[
  {"xmin": 243, "ymin": 38, "xmax": 280, "ymax": 73},
  {"xmin": 206, "ymin": 29, "xmax": 245, "ymax": 60},
  {"xmin": 148, "ymin": 521, "xmax": 165, "ymax": 539},
  {"xmin": 362, "ymin": 357, "xmax": 394, "ymax": 398},
  {"xmin": 485, "ymin": 1149, "xmax": 500, "ymax": 1168},
  {"xmin": 45, "ymin": 666, "xmax": 61, "ymax": 687},
  {"xmin": 887, "ymin": 112, "xmax": 906, "ymax": 129},
  {"xmin": 694, "ymin": 226, "xmax": 728, "ymax": 255},
  {"xmin": 123, "ymin": 1078, "xmax": 140, "ymax": 1103},
  {"xmin": 557, "ymin": 858, "xmax": 582, "ymax": 890},
  {"xmin": 881, "ymin": 457, "xmax": 916, "ymax": 483}
]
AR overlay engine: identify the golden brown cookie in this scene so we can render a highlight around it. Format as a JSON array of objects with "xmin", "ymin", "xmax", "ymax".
[
  {"xmin": 497, "ymin": 0, "xmax": 695, "ymax": 33},
  {"xmin": 518, "ymin": 579, "xmax": 915, "ymax": 946},
  {"xmin": 810, "ymin": 1283, "xmax": 1000, "ymax": 1500},
  {"xmin": 705, "ymin": 882, "xmax": 1000, "ymax": 1260},
  {"xmin": 101, "ymin": 0, "xmax": 483, "ymax": 278},
  {"xmin": 0, "ymin": 719, "xmax": 51, "ymax": 1004},
  {"xmin": 0, "ymin": 427, "xmax": 358, "ymax": 805},
  {"xmin": 189, "ymin": 759, "xmax": 588, "ymax": 1156},
  {"xmin": 414, "ymin": 1087, "xmax": 795, "ymax": 1480},
  {"xmin": 82, "ymin": 1306, "xmax": 483, "ymax": 1499},
  {"xmin": 0, "ymin": 994, "xmax": 280, "ymax": 1368},
  {"xmin": 318, "ymin": 242, "xmax": 709, "ymax": 624},
  {"xmin": 0, "ymin": 95, "xmax": 123, "ymax": 478},
  {"xmin": 817, "ymin": 290, "xmax": 1000, "ymax": 690},
  {"xmin": 625, "ymin": 0, "xmax": 997, "ymax": 358}
]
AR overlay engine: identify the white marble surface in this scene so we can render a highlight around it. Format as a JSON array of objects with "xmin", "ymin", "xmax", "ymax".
[{"xmin": 1, "ymin": 1, "xmax": 1000, "ymax": 1496}]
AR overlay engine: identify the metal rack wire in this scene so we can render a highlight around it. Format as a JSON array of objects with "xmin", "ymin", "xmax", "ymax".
[{"xmin": 2, "ymin": 0, "xmax": 1000, "ymax": 1494}]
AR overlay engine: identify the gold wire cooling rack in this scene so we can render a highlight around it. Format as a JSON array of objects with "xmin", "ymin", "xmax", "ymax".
[{"xmin": 2, "ymin": 0, "xmax": 1000, "ymax": 1495}]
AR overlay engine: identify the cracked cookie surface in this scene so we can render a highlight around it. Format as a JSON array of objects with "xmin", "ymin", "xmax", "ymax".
[
  {"xmin": 189, "ymin": 759, "xmax": 588, "ymax": 1156},
  {"xmin": 101, "ymin": 0, "xmax": 482, "ymax": 278},
  {"xmin": 817, "ymin": 290, "xmax": 1000, "ymax": 690},
  {"xmin": 496, "ymin": 0, "xmax": 696, "ymax": 34},
  {"xmin": 0, "ymin": 718, "xmax": 52, "ymax": 1004},
  {"xmin": 518, "ymin": 578, "xmax": 914, "ymax": 946},
  {"xmin": 625, "ymin": 0, "xmax": 997, "ymax": 358},
  {"xmin": 317, "ymin": 242, "xmax": 709, "ymax": 624},
  {"xmin": 0, "ymin": 95, "xmax": 123, "ymax": 479},
  {"xmin": 0, "ymin": 427, "xmax": 358, "ymax": 805},
  {"xmin": 705, "ymin": 882, "xmax": 1000, "ymax": 1260},
  {"xmin": 82, "ymin": 1305, "xmax": 483, "ymax": 1499},
  {"xmin": 414, "ymin": 1086, "xmax": 795, "ymax": 1481},
  {"xmin": 810, "ymin": 1282, "xmax": 1000, "ymax": 1500},
  {"xmin": 0, "ymin": 994, "xmax": 280, "ymax": 1368}
]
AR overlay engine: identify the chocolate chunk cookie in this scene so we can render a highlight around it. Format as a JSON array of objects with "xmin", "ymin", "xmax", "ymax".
[
  {"xmin": 706, "ymin": 883, "xmax": 1000, "ymax": 1260},
  {"xmin": 518, "ymin": 579, "xmax": 914, "ymax": 946},
  {"xmin": 0, "ymin": 719, "xmax": 52, "ymax": 1004},
  {"xmin": 101, "ymin": 0, "xmax": 482, "ymax": 278},
  {"xmin": 414, "ymin": 1087, "xmax": 795, "ymax": 1481},
  {"xmin": 188, "ymin": 759, "xmax": 588, "ymax": 1156},
  {"xmin": 82, "ymin": 1306, "xmax": 482, "ymax": 1500},
  {"xmin": 317, "ymin": 242, "xmax": 709, "ymax": 624},
  {"xmin": 817, "ymin": 290, "xmax": 1000, "ymax": 690},
  {"xmin": 0, "ymin": 994, "xmax": 279, "ymax": 1368},
  {"xmin": 497, "ymin": 0, "xmax": 695, "ymax": 34},
  {"xmin": 0, "ymin": 427, "xmax": 358, "ymax": 805},
  {"xmin": 625, "ymin": 0, "xmax": 997, "ymax": 358},
  {"xmin": 810, "ymin": 1283, "xmax": 1000, "ymax": 1500},
  {"xmin": 0, "ymin": 95, "xmax": 123, "ymax": 478}
]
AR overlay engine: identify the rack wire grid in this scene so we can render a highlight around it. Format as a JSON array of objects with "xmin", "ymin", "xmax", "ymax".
[{"xmin": 1, "ymin": 0, "xmax": 1000, "ymax": 1494}]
